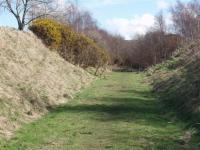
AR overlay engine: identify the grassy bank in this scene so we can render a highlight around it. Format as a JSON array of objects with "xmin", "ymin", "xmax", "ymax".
[
  {"xmin": 147, "ymin": 40, "xmax": 200, "ymax": 133},
  {"xmin": 0, "ymin": 72, "xmax": 199, "ymax": 150}
]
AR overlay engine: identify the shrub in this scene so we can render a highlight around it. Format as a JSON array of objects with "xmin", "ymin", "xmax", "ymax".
[
  {"xmin": 74, "ymin": 34, "xmax": 96, "ymax": 66},
  {"xmin": 59, "ymin": 25, "xmax": 77, "ymax": 63},
  {"xmin": 74, "ymin": 34, "xmax": 109, "ymax": 68},
  {"xmin": 29, "ymin": 18, "xmax": 110, "ymax": 68},
  {"xmin": 29, "ymin": 18, "xmax": 62, "ymax": 49}
]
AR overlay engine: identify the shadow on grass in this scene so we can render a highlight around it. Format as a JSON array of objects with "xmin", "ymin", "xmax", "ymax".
[
  {"xmin": 117, "ymin": 89, "xmax": 155, "ymax": 97},
  {"xmin": 46, "ymin": 96, "xmax": 189, "ymax": 149},
  {"xmin": 49, "ymin": 96, "xmax": 170, "ymax": 128},
  {"xmin": 112, "ymin": 67, "xmax": 143, "ymax": 72}
]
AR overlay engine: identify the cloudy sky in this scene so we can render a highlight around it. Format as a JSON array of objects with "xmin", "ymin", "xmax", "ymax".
[{"xmin": 0, "ymin": 0, "xmax": 190, "ymax": 39}]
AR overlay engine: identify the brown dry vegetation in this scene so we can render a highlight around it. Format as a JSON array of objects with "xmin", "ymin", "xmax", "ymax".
[{"xmin": 0, "ymin": 27, "xmax": 94, "ymax": 138}]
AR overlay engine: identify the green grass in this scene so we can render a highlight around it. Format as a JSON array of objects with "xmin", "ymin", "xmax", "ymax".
[{"xmin": 0, "ymin": 72, "xmax": 199, "ymax": 150}]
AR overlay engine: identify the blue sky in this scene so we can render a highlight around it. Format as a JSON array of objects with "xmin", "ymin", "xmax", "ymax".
[{"xmin": 0, "ymin": 0, "xmax": 190, "ymax": 39}]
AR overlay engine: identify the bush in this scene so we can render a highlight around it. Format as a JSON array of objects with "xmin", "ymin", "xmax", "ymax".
[
  {"xmin": 29, "ymin": 18, "xmax": 62, "ymax": 49},
  {"xmin": 74, "ymin": 34, "xmax": 98, "ymax": 67},
  {"xmin": 59, "ymin": 25, "xmax": 77, "ymax": 63},
  {"xmin": 67, "ymin": 33, "xmax": 109, "ymax": 68},
  {"xmin": 29, "ymin": 18, "xmax": 110, "ymax": 68}
]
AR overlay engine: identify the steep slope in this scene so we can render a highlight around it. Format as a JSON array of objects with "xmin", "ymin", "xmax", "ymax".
[
  {"xmin": 148, "ymin": 40, "xmax": 200, "ymax": 124},
  {"xmin": 0, "ymin": 27, "xmax": 94, "ymax": 137}
]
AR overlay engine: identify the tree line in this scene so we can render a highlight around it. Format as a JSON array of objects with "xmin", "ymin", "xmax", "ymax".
[{"xmin": 88, "ymin": 0, "xmax": 200, "ymax": 69}]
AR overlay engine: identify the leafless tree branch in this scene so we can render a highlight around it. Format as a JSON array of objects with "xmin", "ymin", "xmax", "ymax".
[{"xmin": 0, "ymin": 0, "xmax": 53, "ymax": 30}]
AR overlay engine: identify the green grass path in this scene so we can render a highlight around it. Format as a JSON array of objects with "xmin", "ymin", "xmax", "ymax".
[{"xmin": 0, "ymin": 72, "xmax": 198, "ymax": 149}]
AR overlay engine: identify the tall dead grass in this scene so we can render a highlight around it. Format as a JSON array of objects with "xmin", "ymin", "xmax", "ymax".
[{"xmin": 0, "ymin": 27, "xmax": 94, "ymax": 138}]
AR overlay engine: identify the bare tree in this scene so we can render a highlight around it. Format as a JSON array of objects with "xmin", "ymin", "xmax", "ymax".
[
  {"xmin": 171, "ymin": 0, "xmax": 200, "ymax": 39},
  {"xmin": 51, "ymin": 0, "xmax": 96, "ymax": 32},
  {"xmin": 155, "ymin": 11, "xmax": 166, "ymax": 33},
  {"xmin": 54, "ymin": 0, "xmax": 80, "ymax": 32},
  {"xmin": 0, "ymin": 0, "xmax": 52, "ymax": 30},
  {"xmin": 78, "ymin": 11, "xmax": 97, "ymax": 31}
]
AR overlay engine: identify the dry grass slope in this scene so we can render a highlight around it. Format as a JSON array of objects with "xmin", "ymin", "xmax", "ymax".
[{"xmin": 0, "ymin": 27, "xmax": 94, "ymax": 138}]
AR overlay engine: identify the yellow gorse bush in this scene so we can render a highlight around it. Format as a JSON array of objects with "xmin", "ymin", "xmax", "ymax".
[
  {"xmin": 29, "ymin": 18, "xmax": 62, "ymax": 49},
  {"xmin": 29, "ymin": 18, "xmax": 109, "ymax": 68}
]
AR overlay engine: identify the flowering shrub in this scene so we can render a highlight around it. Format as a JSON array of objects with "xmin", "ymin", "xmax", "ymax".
[{"xmin": 29, "ymin": 18, "xmax": 109, "ymax": 68}]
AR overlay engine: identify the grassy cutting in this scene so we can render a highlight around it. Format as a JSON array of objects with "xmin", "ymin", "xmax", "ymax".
[{"xmin": 0, "ymin": 72, "xmax": 198, "ymax": 150}]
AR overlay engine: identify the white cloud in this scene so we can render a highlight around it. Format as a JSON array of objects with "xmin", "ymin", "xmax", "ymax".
[
  {"xmin": 156, "ymin": 0, "xmax": 169, "ymax": 10},
  {"xmin": 106, "ymin": 14, "xmax": 155, "ymax": 40}
]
